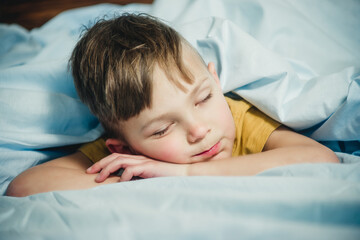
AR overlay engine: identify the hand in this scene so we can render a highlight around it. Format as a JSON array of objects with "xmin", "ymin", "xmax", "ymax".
[{"xmin": 86, "ymin": 153, "xmax": 189, "ymax": 182}]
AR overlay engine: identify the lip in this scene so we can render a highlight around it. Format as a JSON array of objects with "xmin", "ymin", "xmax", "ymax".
[{"xmin": 194, "ymin": 142, "xmax": 221, "ymax": 158}]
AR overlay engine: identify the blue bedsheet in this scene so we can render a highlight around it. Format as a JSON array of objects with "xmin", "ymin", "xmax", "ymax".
[{"xmin": 0, "ymin": 0, "xmax": 359, "ymax": 239}]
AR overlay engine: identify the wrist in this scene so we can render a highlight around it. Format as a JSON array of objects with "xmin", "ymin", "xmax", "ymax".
[
  {"xmin": 183, "ymin": 164, "xmax": 191, "ymax": 176},
  {"xmin": 184, "ymin": 162, "xmax": 202, "ymax": 176}
]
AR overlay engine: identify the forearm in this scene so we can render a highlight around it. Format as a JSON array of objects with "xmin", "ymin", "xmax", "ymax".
[
  {"xmin": 6, "ymin": 152, "xmax": 120, "ymax": 197},
  {"xmin": 187, "ymin": 145, "xmax": 339, "ymax": 176},
  {"xmin": 6, "ymin": 166, "xmax": 119, "ymax": 197}
]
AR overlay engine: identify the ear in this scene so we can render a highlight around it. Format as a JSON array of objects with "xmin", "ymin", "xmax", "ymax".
[
  {"xmin": 207, "ymin": 62, "xmax": 221, "ymax": 88},
  {"xmin": 105, "ymin": 138, "xmax": 133, "ymax": 155}
]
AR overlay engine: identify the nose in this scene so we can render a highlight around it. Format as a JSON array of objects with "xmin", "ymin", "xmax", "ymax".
[{"xmin": 187, "ymin": 122, "xmax": 210, "ymax": 144}]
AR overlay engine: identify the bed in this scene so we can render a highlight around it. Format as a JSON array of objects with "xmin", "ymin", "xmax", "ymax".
[{"xmin": 1, "ymin": 0, "xmax": 360, "ymax": 239}]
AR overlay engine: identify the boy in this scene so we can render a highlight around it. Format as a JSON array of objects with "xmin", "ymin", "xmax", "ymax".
[{"xmin": 6, "ymin": 13, "xmax": 338, "ymax": 197}]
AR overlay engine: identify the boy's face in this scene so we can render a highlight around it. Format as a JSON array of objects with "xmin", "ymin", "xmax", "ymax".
[{"xmin": 111, "ymin": 48, "xmax": 236, "ymax": 164}]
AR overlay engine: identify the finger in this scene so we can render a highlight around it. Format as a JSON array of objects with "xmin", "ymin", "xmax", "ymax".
[
  {"xmin": 86, "ymin": 164, "xmax": 100, "ymax": 174},
  {"xmin": 120, "ymin": 165, "xmax": 147, "ymax": 182},
  {"xmin": 86, "ymin": 153, "xmax": 121, "ymax": 173},
  {"xmin": 120, "ymin": 166, "xmax": 137, "ymax": 182},
  {"xmin": 95, "ymin": 160, "xmax": 128, "ymax": 183}
]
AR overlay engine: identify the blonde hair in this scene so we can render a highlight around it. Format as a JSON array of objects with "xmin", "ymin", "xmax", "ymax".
[{"xmin": 70, "ymin": 13, "xmax": 195, "ymax": 138}]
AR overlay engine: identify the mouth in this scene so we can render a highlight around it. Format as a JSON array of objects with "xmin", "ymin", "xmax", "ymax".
[{"xmin": 194, "ymin": 142, "xmax": 221, "ymax": 158}]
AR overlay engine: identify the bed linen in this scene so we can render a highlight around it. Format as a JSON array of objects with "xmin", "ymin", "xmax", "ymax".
[{"xmin": 0, "ymin": 0, "xmax": 359, "ymax": 239}]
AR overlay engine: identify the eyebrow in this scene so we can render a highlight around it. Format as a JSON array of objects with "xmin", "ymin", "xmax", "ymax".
[
  {"xmin": 189, "ymin": 76, "xmax": 208, "ymax": 98},
  {"xmin": 141, "ymin": 76, "xmax": 209, "ymax": 132}
]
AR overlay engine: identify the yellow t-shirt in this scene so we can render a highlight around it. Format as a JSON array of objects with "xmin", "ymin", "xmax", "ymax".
[
  {"xmin": 225, "ymin": 96, "xmax": 280, "ymax": 156},
  {"xmin": 79, "ymin": 96, "xmax": 280, "ymax": 163},
  {"xmin": 78, "ymin": 138, "xmax": 110, "ymax": 163}
]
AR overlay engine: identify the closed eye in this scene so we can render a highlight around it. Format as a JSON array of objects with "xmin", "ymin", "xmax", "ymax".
[
  {"xmin": 153, "ymin": 127, "xmax": 168, "ymax": 136},
  {"xmin": 202, "ymin": 93, "xmax": 212, "ymax": 103},
  {"xmin": 152, "ymin": 123, "xmax": 173, "ymax": 137},
  {"xmin": 196, "ymin": 93, "xmax": 212, "ymax": 106}
]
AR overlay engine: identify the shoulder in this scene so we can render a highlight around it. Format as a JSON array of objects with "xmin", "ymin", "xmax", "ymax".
[{"xmin": 225, "ymin": 92, "xmax": 281, "ymax": 155}]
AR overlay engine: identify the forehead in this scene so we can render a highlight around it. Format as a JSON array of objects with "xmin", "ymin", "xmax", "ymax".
[
  {"xmin": 153, "ymin": 45, "xmax": 208, "ymax": 92},
  {"xmin": 181, "ymin": 44, "xmax": 207, "ymax": 75},
  {"xmin": 123, "ymin": 49, "xmax": 211, "ymax": 123},
  {"xmin": 148, "ymin": 54, "xmax": 211, "ymax": 112}
]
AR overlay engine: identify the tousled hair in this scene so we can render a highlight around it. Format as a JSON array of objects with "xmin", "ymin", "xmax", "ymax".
[{"xmin": 70, "ymin": 13, "xmax": 195, "ymax": 139}]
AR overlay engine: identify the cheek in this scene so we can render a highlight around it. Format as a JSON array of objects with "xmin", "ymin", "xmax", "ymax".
[
  {"xmin": 211, "ymin": 99, "xmax": 226, "ymax": 120},
  {"xmin": 137, "ymin": 136, "xmax": 184, "ymax": 163},
  {"xmin": 154, "ymin": 142, "xmax": 180, "ymax": 161}
]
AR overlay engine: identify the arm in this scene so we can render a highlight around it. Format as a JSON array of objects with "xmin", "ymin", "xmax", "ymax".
[
  {"xmin": 89, "ymin": 126, "xmax": 339, "ymax": 181},
  {"xmin": 187, "ymin": 126, "xmax": 339, "ymax": 176},
  {"xmin": 5, "ymin": 151, "xmax": 121, "ymax": 197}
]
